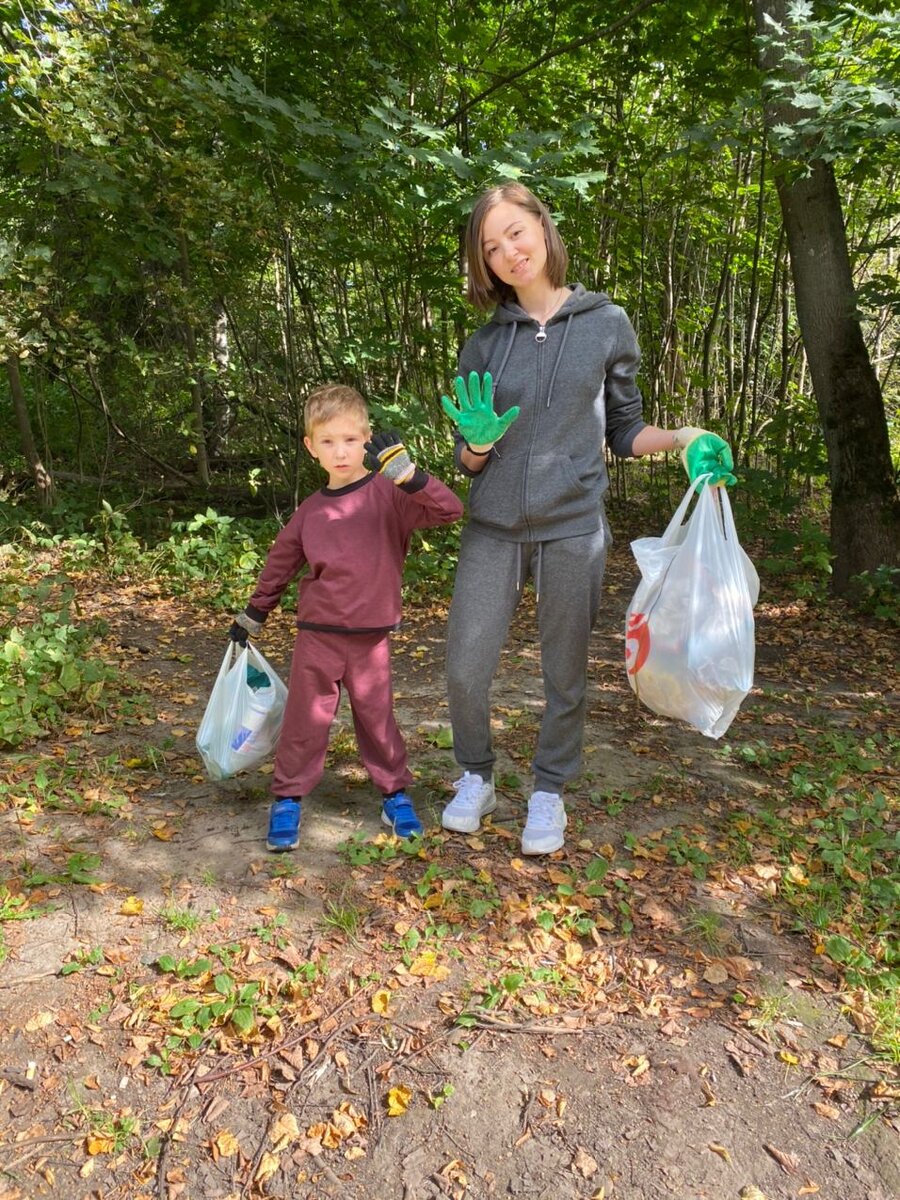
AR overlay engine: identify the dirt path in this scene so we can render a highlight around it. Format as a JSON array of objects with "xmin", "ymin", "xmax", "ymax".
[{"xmin": 0, "ymin": 538, "xmax": 898, "ymax": 1200}]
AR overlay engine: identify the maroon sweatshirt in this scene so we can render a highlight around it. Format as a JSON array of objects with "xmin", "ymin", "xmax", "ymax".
[{"xmin": 247, "ymin": 472, "xmax": 463, "ymax": 633}]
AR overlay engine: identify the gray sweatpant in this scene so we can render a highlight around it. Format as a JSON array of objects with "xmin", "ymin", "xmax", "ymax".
[{"xmin": 446, "ymin": 523, "xmax": 609, "ymax": 794}]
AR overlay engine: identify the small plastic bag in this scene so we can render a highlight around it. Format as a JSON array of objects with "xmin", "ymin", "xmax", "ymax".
[
  {"xmin": 196, "ymin": 642, "xmax": 288, "ymax": 779},
  {"xmin": 625, "ymin": 477, "xmax": 759, "ymax": 739}
]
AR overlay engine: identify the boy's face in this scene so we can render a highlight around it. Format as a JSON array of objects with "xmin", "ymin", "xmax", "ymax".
[{"xmin": 304, "ymin": 414, "xmax": 370, "ymax": 488}]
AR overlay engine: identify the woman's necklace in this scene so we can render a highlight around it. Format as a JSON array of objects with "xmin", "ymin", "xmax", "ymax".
[{"xmin": 530, "ymin": 289, "xmax": 568, "ymax": 343}]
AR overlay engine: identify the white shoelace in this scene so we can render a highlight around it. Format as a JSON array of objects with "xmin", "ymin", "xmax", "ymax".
[
  {"xmin": 527, "ymin": 793, "xmax": 562, "ymax": 828},
  {"xmin": 451, "ymin": 773, "xmax": 487, "ymax": 810}
]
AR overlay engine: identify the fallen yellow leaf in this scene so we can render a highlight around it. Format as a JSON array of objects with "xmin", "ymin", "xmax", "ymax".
[
  {"xmin": 86, "ymin": 1133, "xmax": 116, "ymax": 1156},
  {"xmin": 212, "ymin": 1129, "xmax": 240, "ymax": 1159},
  {"xmin": 119, "ymin": 895, "xmax": 144, "ymax": 916},
  {"xmin": 25, "ymin": 1011, "xmax": 54, "ymax": 1033},
  {"xmin": 254, "ymin": 1151, "xmax": 280, "ymax": 1184},
  {"xmin": 270, "ymin": 1112, "xmax": 300, "ymax": 1151},
  {"xmin": 371, "ymin": 989, "xmax": 392, "ymax": 1015},
  {"xmin": 386, "ymin": 1084, "xmax": 412, "ymax": 1116},
  {"xmin": 408, "ymin": 951, "xmax": 449, "ymax": 980},
  {"xmin": 785, "ymin": 864, "xmax": 809, "ymax": 886},
  {"xmin": 708, "ymin": 1143, "xmax": 732, "ymax": 1163}
]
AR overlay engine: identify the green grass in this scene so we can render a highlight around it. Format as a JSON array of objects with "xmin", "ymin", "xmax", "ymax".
[{"xmin": 720, "ymin": 729, "xmax": 899, "ymax": 1059}]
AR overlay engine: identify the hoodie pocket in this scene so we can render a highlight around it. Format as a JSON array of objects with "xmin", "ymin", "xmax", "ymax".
[
  {"xmin": 468, "ymin": 452, "xmax": 527, "ymax": 531},
  {"xmin": 524, "ymin": 452, "xmax": 598, "ymax": 527},
  {"xmin": 469, "ymin": 451, "xmax": 598, "ymax": 533}
]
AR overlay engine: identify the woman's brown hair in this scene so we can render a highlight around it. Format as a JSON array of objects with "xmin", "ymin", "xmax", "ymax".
[{"xmin": 464, "ymin": 182, "xmax": 569, "ymax": 311}]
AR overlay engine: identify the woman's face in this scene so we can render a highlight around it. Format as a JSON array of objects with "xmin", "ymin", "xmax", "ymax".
[{"xmin": 479, "ymin": 200, "xmax": 548, "ymax": 294}]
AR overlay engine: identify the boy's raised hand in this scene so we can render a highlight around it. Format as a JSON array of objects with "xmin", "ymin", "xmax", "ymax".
[
  {"xmin": 365, "ymin": 429, "xmax": 417, "ymax": 486},
  {"xmin": 441, "ymin": 371, "xmax": 520, "ymax": 453}
]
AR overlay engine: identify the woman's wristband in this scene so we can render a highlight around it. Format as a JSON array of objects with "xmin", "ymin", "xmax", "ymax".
[{"xmin": 465, "ymin": 442, "xmax": 493, "ymax": 457}]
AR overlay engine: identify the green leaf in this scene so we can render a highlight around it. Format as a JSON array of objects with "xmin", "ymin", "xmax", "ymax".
[{"xmin": 231, "ymin": 1006, "xmax": 255, "ymax": 1033}]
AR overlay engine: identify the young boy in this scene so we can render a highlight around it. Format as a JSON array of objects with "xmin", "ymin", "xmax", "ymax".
[{"xmin": 230, "ymin": 383, "xmax": 463, "ymax": 851}]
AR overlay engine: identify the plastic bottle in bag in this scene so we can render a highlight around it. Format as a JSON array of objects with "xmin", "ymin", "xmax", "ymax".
[{"xmin": 231, "ymin": 664, "xmax": 275, "ymax": 752}]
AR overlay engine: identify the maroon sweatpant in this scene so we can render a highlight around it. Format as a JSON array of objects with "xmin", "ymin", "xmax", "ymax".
[{"xmin": 273, "ymin": 629, "xmax": 413, "ymax": 799}]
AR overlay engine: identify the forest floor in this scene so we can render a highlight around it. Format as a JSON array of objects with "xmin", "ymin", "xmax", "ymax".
[{"xmin": 0, "ymin": 527, "xmax": 898, "ymax": 1200}]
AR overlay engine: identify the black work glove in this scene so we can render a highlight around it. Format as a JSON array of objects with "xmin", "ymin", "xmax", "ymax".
[{"xmin": 229, "ymin": 607, "xmax": 265, "ymax": 645}]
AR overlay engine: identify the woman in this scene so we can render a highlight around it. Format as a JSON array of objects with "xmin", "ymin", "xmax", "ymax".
[{"xmin": 440, "ymin": 182, "xmax": 734, "ymax": 855}]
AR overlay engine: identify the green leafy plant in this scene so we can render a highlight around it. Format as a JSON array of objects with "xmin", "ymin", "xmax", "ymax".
[
  {"xmin": 849, "ymin": 565, "xmax": 900, "ymax": 625},
  {"xmin": 339, "ymin": 832, "xmax": 400, "ymax": 867},
  {"xmin": 61, "ymin": 945, "xmax": 104, "ymax": 976},
  {"xmin": 24, "ymin": 852, "xmax": 103, "ymax": 888},
  {"xmin": 145, "ymin": 952, "xmax": 279, "ymax": 1072},
  {"xmin": 0, "ymin": 579, "xmax": 118, "ymax": 747},
  {"xmin": 149, "ymin": 508, "xmax": 270, "ymax": 609},
  {"xmin": 759, "ymin": 518, "xmax": 834, "ymax": 599}
]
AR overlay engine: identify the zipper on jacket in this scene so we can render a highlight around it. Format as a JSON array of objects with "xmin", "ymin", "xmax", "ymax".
[{"xmin": 521, "ymin": 323, "xmax": 546, "ymax": 540}]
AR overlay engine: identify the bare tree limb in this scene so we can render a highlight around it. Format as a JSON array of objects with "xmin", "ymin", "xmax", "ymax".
[{"xmin": 440, "ymin": 0, "xmax": 665, "ymax": 129}]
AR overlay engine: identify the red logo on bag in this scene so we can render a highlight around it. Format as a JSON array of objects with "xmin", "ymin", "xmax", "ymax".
[{"xmin": 625, "ymin": 612, "xmax": 650, "ymax": 675}]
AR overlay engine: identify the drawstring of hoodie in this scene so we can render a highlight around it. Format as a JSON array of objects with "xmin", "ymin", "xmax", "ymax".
[
  {"xmin": 545, "ymin": 313, "xmax": 572, "ymax": 408},
  {"xmin": 493, "ymin": 322, "xmax": 517, "ymax": 390}
]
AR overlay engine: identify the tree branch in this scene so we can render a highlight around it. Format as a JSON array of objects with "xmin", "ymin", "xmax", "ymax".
[{"xmin": 441, "ymin": 0, "xmax": 665, "ymax": 129}]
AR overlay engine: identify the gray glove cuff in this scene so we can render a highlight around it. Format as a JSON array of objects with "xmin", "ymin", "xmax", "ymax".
[
  {"xmin": 380, "ymin": 447, "xmax": 416, "ymax": 486},
  {"xmin": 235, "ymin": 610, "xmax": 263, "ymax": 636}
]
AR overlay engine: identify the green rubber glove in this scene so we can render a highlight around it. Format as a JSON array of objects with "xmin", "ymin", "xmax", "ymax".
[
  {"xmin": 441, "ymin": 371, "xmax": 520, "ymax": 453},
  {"xmin": 674, "ymin": 427, "xmax": 737, "ymax": 488}
]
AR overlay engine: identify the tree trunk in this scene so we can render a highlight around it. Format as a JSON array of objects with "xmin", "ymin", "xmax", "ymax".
[
  {"xmin": 776, "ymin": 163, "xmax": 899, "ymax": 587},
  {"xmin": 207, "ymin": 301, "xmax": 235, "ymax": 458},
  {"xmin": 6, "ymin": 355, "xmax": 55, "ymax": 506},
  {"xmin": 178, "ymin": 232, "xmax": 211, "ymax": 488},
  {"xmin": 752, "ymin": 0, "xmax": 900, "ymax": 592}
]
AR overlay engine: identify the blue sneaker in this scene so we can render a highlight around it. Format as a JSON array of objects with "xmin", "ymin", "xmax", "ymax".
[
  {"xmin": 267, "ymin": 798, "xmax": 301, "ymax": 852},
  {"xmin": 381, "ymin": 791, "xmax": 423, "ymax": 838}
]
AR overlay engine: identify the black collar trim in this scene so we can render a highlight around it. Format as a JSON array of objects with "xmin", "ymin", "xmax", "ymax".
[{"xmin": 322, "ymin": 472, "xmax": 376, "ymax": 498}]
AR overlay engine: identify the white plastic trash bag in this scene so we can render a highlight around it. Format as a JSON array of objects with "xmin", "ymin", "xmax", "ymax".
[
  {"xmin": 196, "ymin": 642, "xmax": 288, "ymax": 779},
  {"xmin": 625, "ymin": 476, "xmax": 759, "ymax": 739}
]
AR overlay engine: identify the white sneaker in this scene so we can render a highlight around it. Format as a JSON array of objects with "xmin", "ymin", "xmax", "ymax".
[
  {"xmin": 521, "ymin": 791, "xmax": 567, "ymax": 855},
  {"xmin": 441, "ymin": 772, "xmax": 497, "ymax": 833}
]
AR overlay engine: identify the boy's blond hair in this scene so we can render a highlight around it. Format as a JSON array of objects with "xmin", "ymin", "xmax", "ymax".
[{"xmin": 304, "ymin": 384, "xmax": 370, "ymax": 435}]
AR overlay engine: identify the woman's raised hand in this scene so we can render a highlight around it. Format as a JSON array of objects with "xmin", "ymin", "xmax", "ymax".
[{"xmin": 441, "ymin": 372, "xmax": 520, "ymax": 453}]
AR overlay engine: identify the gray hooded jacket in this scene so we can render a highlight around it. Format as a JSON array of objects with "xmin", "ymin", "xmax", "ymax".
[{"xmin": 455, "ymin": 284, "xmax": 647, "ymax": 542}]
